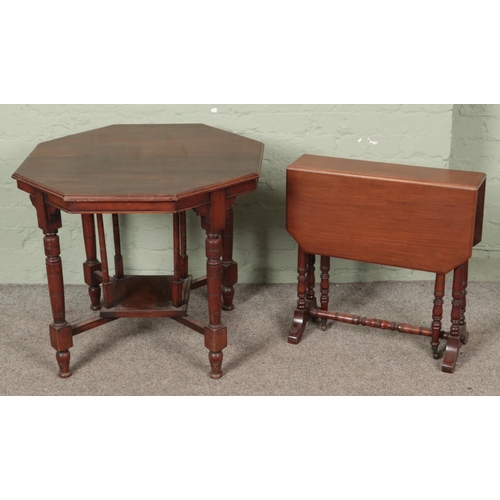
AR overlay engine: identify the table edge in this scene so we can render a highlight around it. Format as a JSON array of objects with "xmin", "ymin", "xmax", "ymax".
[{"xmin": 12, "ymin": 172, "xmax": 261, "ymax": 202}]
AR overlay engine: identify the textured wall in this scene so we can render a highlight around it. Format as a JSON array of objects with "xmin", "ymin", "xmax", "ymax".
[
  {"xmin": 1, "ymin": 104, "xmax": 454, "ymax": 284},
  {"xmin": 450, "ymin": 104, "xmax": 500, "ymax": 280}
]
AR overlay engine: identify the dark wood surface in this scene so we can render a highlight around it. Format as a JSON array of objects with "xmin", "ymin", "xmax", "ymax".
[
  {"xmin": 13, "ymin": 125, "xmax": 263, "ymax": 379},
  {"xmin": 99, "ymin": 275, "xmax": 192, "ymax": 318},
  {"xmin": 13, "ymin": 124, "xmax": 264, "ymax": 213},
  {"xmin": 81, "ymin": 214, "xmax": 102, "ymax": 310},
  {"xmin": 287, "ymin": 155, "xmax": 486, "ymax": 274},
  {"xmin": 286, "ymin": 155, "xmax": 486, "ymax": 373}
]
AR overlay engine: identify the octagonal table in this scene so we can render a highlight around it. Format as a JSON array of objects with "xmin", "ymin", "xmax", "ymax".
[{"xmin": 12, "ymin": 124, "xmax": 264, "ymax": 379}]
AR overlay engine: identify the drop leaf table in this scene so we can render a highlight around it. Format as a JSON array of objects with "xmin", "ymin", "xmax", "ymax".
[
  {"xmin": 12, "ymin": 124, "xmax": 264, "ymax": 379},
  {"xmin": 286, "ymin": 155, "xmax": 486, "ymax": 373}
]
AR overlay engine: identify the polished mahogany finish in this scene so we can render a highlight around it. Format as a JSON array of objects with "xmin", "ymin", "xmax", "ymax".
[
  {"xmin": 286, "ymin": 155, "xmax": 486, "ymax": 373},
  {"xmin": 13, "ymin": 124, "xmax": 263, "ymax": 212},
  {"xmin": 431, "ymin": 273, "xmax": 446, "ymax": 359},
  {"xmin": 81, "ymin": 214, "xmax": 102, "ymax": 311},
  {"xmin": 13, "ymin": 124, "xmax": 264, "ymax": 379},
  {"xmin": 287, "ymin": 155, "xmax": 486, "ymax": 274}
]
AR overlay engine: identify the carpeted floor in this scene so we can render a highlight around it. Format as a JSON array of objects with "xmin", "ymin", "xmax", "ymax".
[{"xmin": 1, "ymin": 281, "xmax": 499, "ymax": 396}]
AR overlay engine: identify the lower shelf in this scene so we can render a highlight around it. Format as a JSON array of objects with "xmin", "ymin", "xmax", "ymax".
[{"xmin": 100, "ymin": 275, "xmax": 192, "ymax": 318}]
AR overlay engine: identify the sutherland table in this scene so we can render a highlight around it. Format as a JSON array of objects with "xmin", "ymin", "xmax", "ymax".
[
  {"xmin": 286, "ymin": 155, "xmax": 486, "ymax": 373},
  {"xmin": 12, "ymin": 124, "xmax": 264, "ymax": 379}
]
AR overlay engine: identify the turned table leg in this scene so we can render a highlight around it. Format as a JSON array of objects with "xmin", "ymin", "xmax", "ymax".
[
  {"xmin": 306, "ymin": 253, "xmax": 318, "ymax": 321},
  {"xmin": 180, "ymin": 211, "xmax": 188, "ymax": 279},
  {"xmin": 205, "ymin": 230, "xmax": 226, "ymax": 378},
  {"xmin": 221, "ymin": 205, "xmax": 237, "ymax": 311},
  {"xmin": 44, "ymin": 229, "xmax": 73, "ymax": 378},
  {"xmin": 81, "ymin": 214, "xmax": 102, "ymax": 310},
  {"xmin": 288, "ymin": 246, "xmax": 309, "ymax": 344},
  {"xmin": 320, "ymin": 256, "xmax": 330, "ymax": 331},
  {"xmin": 112, "ymin": 214, "xmax": 124, "ymax": 279},
  {"xmin": 460, "ymin": 260, "xmax": 469, "ymax": 345},
  {"xmin": 442, "ymin": 264, "xmax": 464, "ymax": 373},
  {"xmin": 203, "ymin": 191, "xmax": 228, "ymax": 379},
  {"xmin": 96, "ymin": 214, "xmax": 113, "ymax": 308},
  {"xmin": 31, "ymin": 192, "xmax": 73, "ymax": 378},
  {"xmin": 431, "ymin": 273, "xmax": 445, "ymax": 359},
  {"xmin": 172, "ymin": 212, "xmax": 183, "ymax": 308}
]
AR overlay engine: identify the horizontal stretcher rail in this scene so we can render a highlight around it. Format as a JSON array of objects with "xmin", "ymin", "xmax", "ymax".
[
  {"xmin": 190, "ymin": 276, "xmax": 207, "ymax": 290},
  {"xmin": 72, "ymin": 316, "xmax": 118, "ymax": 336},
  {"xmin": 173, "ymin": 315, "xmax": 205, "ymax": 334},
  {"xmin": 309, "ymin": 308, "xmax": 434, "ymax": 337}
]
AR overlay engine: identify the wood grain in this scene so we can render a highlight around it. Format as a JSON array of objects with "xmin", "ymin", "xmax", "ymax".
[
  {"xmin": 14, "ymin": 125, "xmax": 263, "ymax": 379},
  {"xmin": 12, "ymin": 125, "xmax": 264, "ymax": 207},
  {"xmin": 286, "ymin": 155, "xmax": 486, "ymax": 373},
  {"xmin": 287, "ymin": 156, "xmax": 486, "ymax": 274}
]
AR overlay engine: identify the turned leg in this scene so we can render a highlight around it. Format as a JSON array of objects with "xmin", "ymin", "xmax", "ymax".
[
  {"xmin": 112, "ymin": 214, "xmax": 124, "ymax": 279},
  {"xmin": 172, "ymin": 212, "xmax": 183, "ymax": 307},
  {"xmin": 180, "ymin": 211, "xmax": 188, "ymax": 279},
  {"xmin": 221, "ymin": 206, "xmax": 237, "ymax": 311},
  {"xmin": 306, "ymin": 253, "xmax": 316, "ymax": 301},
  {"xmin": 96, "ymin": 214, "xmax": 112, "ymax": 308},
  {"xmin": 81, "ymin": 214, "xmax": 102, "ymax": 310},
  {"xmin": 460, "ymin": 260, "xmax": 469, "ymax": 345},
  {"xmin": 320, "ymin": 256, "xmax": 330, "ymax": 331},
  {"xmin": 431, "ymin": 273, "xmax": 445, "ymax": 359},
  {"xmin": 194, "ymin": 192, "xmax": 228, "ymax": 378},
  {"xmin": 31, "ymin": 192, "xmax": 73, "ymax": 378},
  {"xmin": 288, "ymin": 246, "xmax": 309, "ymax": 344},
  {"xmin": 44, "ymin": 229, "xmax": 73, "ymax": 378},
  {"xmin": 205, "ymin": 230, "xmax": 227, "ymax": 379},
  {"xmin": 306, "ymin": 253, "xmax": 318, "ymax": 321},
  {"xmin": 442, "ymin": 264, "xmax": 464, "ymax": 373},
  {"xmin": 196, "ymin": 190, "xmax": 228, "ymax": 379}
]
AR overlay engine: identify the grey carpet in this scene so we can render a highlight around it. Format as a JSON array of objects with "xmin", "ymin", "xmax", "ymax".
[{"xmin": 1, "ymin": 281, "xmax": 499, "ymax": 396}]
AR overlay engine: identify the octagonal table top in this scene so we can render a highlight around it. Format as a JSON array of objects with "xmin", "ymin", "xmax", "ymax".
[{"xmin": 12, "ymin": 124, "xmax": 264, "ymax": 210}]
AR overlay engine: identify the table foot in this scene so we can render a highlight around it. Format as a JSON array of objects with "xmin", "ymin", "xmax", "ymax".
[
  {"xmin": 288, "ymin": 309, "xmax": 309, "ymax": 344},
  {"xmin": 221, "ymin": 301, "xmax": 234, "ymax": 312},
  {"xmin": 204, "ymin": 325, "xmax": 227, "ymax": 380},
  {"xmin": 56, "ymin": 350, "xmax": 72, "ymax": 378},
  {"xmin": 442, "ymin": 336, "xmax": 462, "ymax": 373},
  {"xmin": 89, "ymin": 286, "xmax": 102, "ymax": 311},
  {"xmin": 208, "ymin": 351, "xmax": 224, "ymax": 379}
]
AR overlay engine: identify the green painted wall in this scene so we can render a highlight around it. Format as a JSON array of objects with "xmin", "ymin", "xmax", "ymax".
[
  {"xmin": 0, "ymin": 104, "xmax": 464, "ymax": 284},
  {"xmin": 450, "ymin": 104, "xmax": 500, "ymax": 280}
]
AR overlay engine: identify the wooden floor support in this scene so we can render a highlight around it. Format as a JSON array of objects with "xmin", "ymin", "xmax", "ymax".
[
  {"xmin": 431, "ymin": 273, "xmax": 445, "ymax": 359},
  {"xmin": 14, "ymin": 124, "xmax": 262, "ymax": 381},
  {"xmin": 221, "ymin": 205, "xmax": 237, "ymax": 311},
  {"xmin": 310, "ymin": 309, "xmax": 433, "ymax": 337},
  {"xmin": 289, "ymin": 253, "xmax": 470, "ymax": 373},
  {"xmin": 320, "ymin": 255, "xmax": 330, "ymax": 331},
  {"xmin": 288, "ymin": 246, "xmax": 310, "ymax": 345},
  {"xmin": 285, "ymin": 155, "xmax": 485, "ymax": 374},
  {"xmin": 442, "ymin": 264, "xmax": 466, "ymax": 373},
  {"xmin": 112, "ymin": 214, "xmax": 124, "ymax": 279},
  {"xmin": 81, "ymin": 214, "xmax": 102, "ymax": 310}
]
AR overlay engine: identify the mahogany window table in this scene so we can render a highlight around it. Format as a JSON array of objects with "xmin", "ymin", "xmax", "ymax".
[
  {"xmin": 12, "ymin": 124, "xmax": 264, "ymax": 379},
  {"xmin": 286, "ymin": 155, "xmax": 486, "ymax": 373}
]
